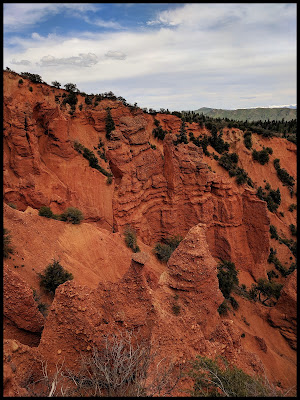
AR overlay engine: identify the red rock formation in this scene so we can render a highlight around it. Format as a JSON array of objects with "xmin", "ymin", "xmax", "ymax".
[
  {"xmin": 2, "ymin": 70, "xmax": 297, "ymax": 395},
  {"xmin": 3, "ymin": 264, "xmax": 45, "ymax": 333},
  {"xmin": 268, "ymin": 271, "xmax": 297, "ymax": 350}
]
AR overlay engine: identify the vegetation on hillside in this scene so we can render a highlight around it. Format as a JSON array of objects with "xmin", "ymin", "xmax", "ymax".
[
  {"xmin": 188, "ymin": 354, "xmax": 284, "ymax": 397},
  {"xmin": 3, "ymin": 228, "xmax": 14, "ymax": 258},
  {"xmin": 248, "ymin": 278, "xmax": 283, "ymax": 306},
  {"xmin": 218, "ymin": 152, "xmax": 253, "ymax": 186},
  {"xmin": 38, "ymin": 206, "xmax": 84, "ymax": 224},
  {"xmin": 152, "ymin": 118, "xmax": 168, "ymax": 140},
  {"xmin": 38, "ymin": 259, "xmax": 73, "ymax": 294},
  {"xmin": 273, "ymin": 159, "xmax": 295, "ymax": 188},
  {"xmin": 252, "ymin": 147, "xmax": 273, "ymax": 165},
  {"xmin": 105, "ymin": 107, "xmax": 115, "ymax": 139},
  {"xmin": 268, "ymin": 247, "xmax": 296, "ymax": 277},
  {"xmin": 153, "ymin": 235, "xmax": 183, "ymax": 263},
  {"xmin": 256, "ymin": 186, "xmax": 281, "ymax": 213},
  {"xmin": 124, "ymin": 225, "xmax": 140, "ymax": 253},
  {"xmin": 73, "ymin": 140, "xmax": 113, "ymax": 178},
  {"xmin": 60, "ymin": 207, "xmax": 84, "ymax": 224},
  {"xmin": 23, "ymin": 331, "xmax": 181, "ymax": 396}
]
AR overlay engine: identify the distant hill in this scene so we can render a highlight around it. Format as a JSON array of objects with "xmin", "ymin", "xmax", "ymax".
[{"xmin": 193, "ymin": 107, "xmax": 297, "ymax": 122}]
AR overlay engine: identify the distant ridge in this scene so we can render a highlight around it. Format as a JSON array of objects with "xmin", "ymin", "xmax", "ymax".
[{"xmin": 193, "ymin": 106, "xmax": 297, "ymax": 122}]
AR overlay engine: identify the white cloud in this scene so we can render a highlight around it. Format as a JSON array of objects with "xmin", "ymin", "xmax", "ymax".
[
  {"xmin": 4, "ymin": 3, "xmax": 98, "ymax": 32},
  {"xmin": 82, "ymin": 15, "xmax": 123, "ymax": 30},
  {"xmin": 105, "ymin": 51, "xmax": 127, "ymax": 60},
  {"xmin": 11, "ymin": 58, "xmax": 31, "ymax": 66},
  {"xmin": 3, "ymin": 3, "xmax": 296, "ymax": 110},
  {"xmin": 39, "ymin": 53, "xmax": 98, "ymax": 67}
]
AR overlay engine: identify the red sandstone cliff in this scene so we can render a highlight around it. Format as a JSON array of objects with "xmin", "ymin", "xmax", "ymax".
[{"xmin": 3, "ymin": 70, "xmax": 297, "ymax": 395}]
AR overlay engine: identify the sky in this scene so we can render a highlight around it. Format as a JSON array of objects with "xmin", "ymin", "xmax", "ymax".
[{"xmin": 3, "ymin": 3, "xmax": 297, "ymax": 111}]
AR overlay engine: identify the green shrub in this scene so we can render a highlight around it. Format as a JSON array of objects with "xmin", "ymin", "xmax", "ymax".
[
  {"xmin": 153, "ymin": 243, "xmax": 173, "ymax": 263},
  {"xmin": 174, "ymin": 121, "xmax": 188, "ymax": 145},
  {"xmin": 235, "ymin": 168, "xmax": 250, "ymax": 185},
  {"xmin": 269, "ymin": 225, "xmax": 279, "ymax": 240},
  {"xmin": 3, "ymin": 228, "xmax": 14, "ymax": 258},
  {"xmin": 85, "ymin": 96, "xmax": 93, "ymax": 105},
  {"xmin": 60, "ymin": 207, "xmax": 84, "ymax": 224},
  {"xmin": 248, "ymin": 284, "xmax": 258, "ymax": 301},
  {"xmin": 124, "ymin": 225, "xmax": 140, "ymax": 253},
  {"xmin": 39, "ymin": 259, "xmax": 73, "ymax": 294},
  {"xmin": 153, "ymin": 235, "xmax": 183, "ymax": 263},
  {"xmin": 39, "ymin": 206, "xmax": 54, "ymax": 219},
  {"xmin": 188, "ymin": 355, "xmax": 280, "ymax": 397},
  {"xmin": 217, "ymin": 260, "xmax": 239, "ymax": 299},
  {"xmin": 289, "ymin": 224, "xmax": 297, "ymax": 236},
  {"xmin": 165, "ymin": 235, "xmax": 183, "ymax": 250},
  {"xmin": 20, "ymin": 72, "xmax": 43, "ymax": 83},
  {"xmin": 105, "ymin": 107, "xmax": 115, "ymax": 139},
  {"xmin": 73, "ymin": 141, "xmax": 112, "ymax": 177},
  {"xmin": 267, "ymin": 270, "xmax": 278, "ymax": 281},
  {"xmin": 286, "ymin": 263, "xmax": 296, "ymax": 275},
  {"xmin": 288, "ymin": 203, "xmax": 297, "ymax": 212},
  {"xmin": 18, "ymin": 79, "xmax": 23, "ymax": 84},
  {"xmin": 208, "ymin": 127, "xmax": 230, "ymax": 154},
  {"xmin": 51, "ymin": 81, "xmax": 61, "ymax": 89},
  {"xmin": 152, "ymin": 125, "xmax": 167, "ymax": 141},
  {"xmin": 218, "ymin": 154, "xmax": 251, "ymax": 186},
  {"xmin": 62, "ymin": 91, "xmax": 78, "ymax": 108},
  {"xmin": 73, "ymin": 140, "xmax": 85, "ymax": 153},
  {"xmin": 273, "ymin": 159, "xmax": 295, "ymax": 187},
  {"xmin": 29, "ymin": 86, "xmax": 33, "ymax": 92},
  {"xmin": 243, "ymin": 131, "xmax": 252, "ymax": 149},
  {"xmin": 267, "ymin": 248, "xmax": 288, "ymax": 277},
  {"xmin": 256, "ymin": 186, "xmax": 281, "ymax": 213},
  {"xmin": 32, "ymin": 289, "xmax": 49, "ymax": 317},
  {"xmin": 255, "ymin": 278, "xmax": 283, "ymax": 306},
  {"xmin": 172, "ymin": 304, "xmax": 181, "ymax": 315},
  {"xmin": 265, "ymin": 146, "xmax": 273, "ymax": 155},
  {"xmin": 37, "ymin": 302, "xmax": 49, "ymax": 317},
  {"xmin": 217, "ymin": 300, "xmax": 229, "ymax": 315},
  {"xmin": 229, "ymin": 296, "xmax": 239, "ymax": 310},
  {"xmin": 252, "ymin": 148, "xmax": 269, "ymax": 165},
  {"xmin": 106, "ymin": 176, "xmax": 113, "ymax": 185},
  {"xmin": 8, "ymin": 202, "xmax": 17, "ymax": 209}
]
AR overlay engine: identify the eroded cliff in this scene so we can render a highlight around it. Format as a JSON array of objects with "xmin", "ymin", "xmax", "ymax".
[{"xmin": 3, "ymin": 71, "xmax": 297, "ymax": 396}]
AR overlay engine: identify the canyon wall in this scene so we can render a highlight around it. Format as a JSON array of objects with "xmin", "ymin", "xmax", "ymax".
[{"xmin": 3, "ymin": 71, "xmax": 297, "ymax": 395}]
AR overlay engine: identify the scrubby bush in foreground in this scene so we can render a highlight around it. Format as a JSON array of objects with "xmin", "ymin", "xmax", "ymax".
[
  {"xmin": 188, "ymin": 355, "xmax": 284, "ymax": 397},
  {"xmin": 23, "ymin": 331, "xmax": 181, "ymax": 397},
  {"xmin": 38, "ymin": 259, "xmax": 73, "ymax": 294}
]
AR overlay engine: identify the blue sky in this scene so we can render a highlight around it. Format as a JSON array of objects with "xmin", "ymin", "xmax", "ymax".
[{"xmin": 4, "ymin": 3, "xmax": 297, "ymax": 111}]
